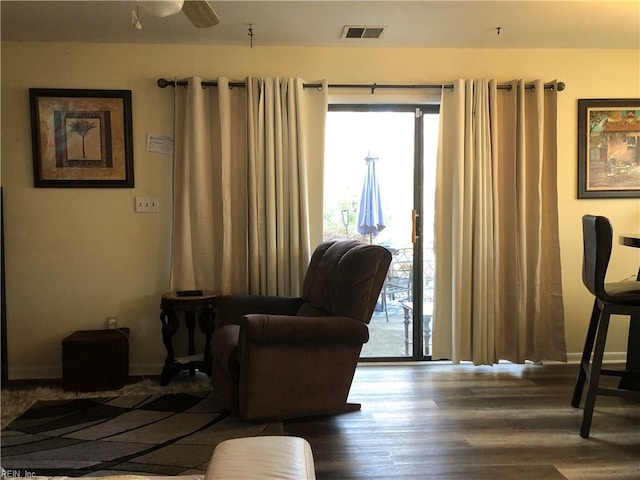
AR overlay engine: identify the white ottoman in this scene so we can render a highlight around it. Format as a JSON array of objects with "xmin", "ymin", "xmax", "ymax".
[{"xmin": 206, "ymin": 436, "xmax": 316, "ymax": 480}]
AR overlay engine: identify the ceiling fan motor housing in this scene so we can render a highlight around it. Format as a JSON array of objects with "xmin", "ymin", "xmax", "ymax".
[{"xmin": 139, "ymin": 1, "xmax": 185, "ymax": 18}]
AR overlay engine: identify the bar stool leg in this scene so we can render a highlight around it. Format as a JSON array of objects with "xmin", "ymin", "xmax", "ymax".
[
  {"xmin": 619, "ymin": 314, "xmax": 640, "ymax": 390},
  {"xmin": 580, "ymin": 309, "xmax": 611, "ymax": 439},
  {"xmin": 572, "ymin": 299, "xmax": 601, "ymax": 408}
]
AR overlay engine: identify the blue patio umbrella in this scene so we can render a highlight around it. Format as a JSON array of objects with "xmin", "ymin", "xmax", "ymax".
[{"xmin": 357, "ymin": 155, "xmax": 386, "ymax": 243}]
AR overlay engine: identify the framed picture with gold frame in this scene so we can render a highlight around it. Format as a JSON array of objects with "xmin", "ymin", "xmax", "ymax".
[
  {"xmin": 578, "ymin": 98, "xmax": 640, "ymax": 198},
  {"xmin": 29, "ymin": 88, "xmax": 134, "ymax": 188}
]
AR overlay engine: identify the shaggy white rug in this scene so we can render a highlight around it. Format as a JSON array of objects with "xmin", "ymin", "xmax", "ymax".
[{"xmin": 1, "ymin": 373, "xmax": 213, "ymax": 429}]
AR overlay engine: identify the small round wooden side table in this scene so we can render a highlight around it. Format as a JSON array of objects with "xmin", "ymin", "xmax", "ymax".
[{"xmin": 159, "ymin": 290, "xmax": 220, "ymax": 385}]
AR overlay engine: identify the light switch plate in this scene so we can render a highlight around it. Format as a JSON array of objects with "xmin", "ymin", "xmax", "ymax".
[{"xmin": 135, "ymin": 196, "xmax": 159, "ymax": 213}]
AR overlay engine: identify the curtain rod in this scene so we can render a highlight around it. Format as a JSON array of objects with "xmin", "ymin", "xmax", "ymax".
[{"xmin": 156, "ymin": 78, "xmax": 566, "ymax": 92}]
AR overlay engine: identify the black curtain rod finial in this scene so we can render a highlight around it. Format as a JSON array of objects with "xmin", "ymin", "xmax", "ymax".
[{"xmin": 158, "ymin": 78, "xmax": 188, "ymax": 88}]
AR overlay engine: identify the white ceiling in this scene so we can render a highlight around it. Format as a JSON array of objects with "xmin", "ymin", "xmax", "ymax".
[{"xmin": 1, "ymin": 1, "xmax": 639, "ymax": 49}]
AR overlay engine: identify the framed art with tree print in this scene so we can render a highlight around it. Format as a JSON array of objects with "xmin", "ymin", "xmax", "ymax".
[
  {"xmin": 29, "ymin": 88, "xmax": 134, "ymax": 188},
  {"xmin": 578, "ymin": 98, "xmax": 640, "ymax": 198}
]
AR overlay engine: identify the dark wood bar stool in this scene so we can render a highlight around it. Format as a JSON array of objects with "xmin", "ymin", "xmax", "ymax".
[{"xmin": 571, "ymin": 215, "xmax": 640, "ymax": 438}]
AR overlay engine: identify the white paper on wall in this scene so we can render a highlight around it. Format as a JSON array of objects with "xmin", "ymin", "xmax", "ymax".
[{"xmin": 146, "ymin": 133, "xmax": 174, "ymax": 155}]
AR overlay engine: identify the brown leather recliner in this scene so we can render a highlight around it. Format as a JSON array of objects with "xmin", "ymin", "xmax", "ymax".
[{"xmin": 212, "ymin": 240, "xmax": 392, "ymax": 420}]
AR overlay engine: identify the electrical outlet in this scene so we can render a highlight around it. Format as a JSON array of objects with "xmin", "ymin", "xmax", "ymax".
[
  {"xmin": 106, "ymin": 316, "xmax": 117, "ymax": 329},
  {"xmin": 135, "ymin": 196, "xmax": 159, "ymax": 213}
]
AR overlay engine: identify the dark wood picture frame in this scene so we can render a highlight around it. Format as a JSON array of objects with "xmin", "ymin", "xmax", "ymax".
[
  {"xmin": 578, "ymin": 98, "xmax": 640, "ymax": 199},
  {"xmin": 29, "ymin": 88, "xmax": 134, "ymax": 188}
]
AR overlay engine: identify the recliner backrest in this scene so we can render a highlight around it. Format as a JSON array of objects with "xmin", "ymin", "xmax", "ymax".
[
  {"xmin": 582, "ymin": 214, "xmax": 613, "ymax": 301},
  {"xmin": 298, "ymin": 240, "xmax": 392, "ymax": 323}
]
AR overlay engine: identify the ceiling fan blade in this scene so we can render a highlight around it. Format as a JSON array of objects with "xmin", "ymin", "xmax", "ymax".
[{"xmin": 182, "ymin": 0, "xmax": 220, "ymax": 28}]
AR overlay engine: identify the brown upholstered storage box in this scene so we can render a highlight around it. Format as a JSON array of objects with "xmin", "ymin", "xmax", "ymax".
[{"xmin": 62, "ymin": 329, "xmax": 129, "ymax": 392}]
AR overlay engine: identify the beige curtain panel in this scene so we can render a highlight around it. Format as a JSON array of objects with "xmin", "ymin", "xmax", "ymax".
[
  {"xmin": 171, "ymin": 77, "xmax": 328, "ymax": 296},
  {"xmin": 433, "ymin": 79, "xmax": 566, "ymax": 365}
]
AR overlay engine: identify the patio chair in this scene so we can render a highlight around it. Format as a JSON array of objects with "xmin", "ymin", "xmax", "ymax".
[{"xmin": 382, "ymin": 247, "xmax": 413, "ymax": 321}]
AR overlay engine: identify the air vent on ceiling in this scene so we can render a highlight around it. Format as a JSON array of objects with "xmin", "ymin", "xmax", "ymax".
[{"xmin": 341, "ymin": 25, "xmax": 386, "ymax": 40}]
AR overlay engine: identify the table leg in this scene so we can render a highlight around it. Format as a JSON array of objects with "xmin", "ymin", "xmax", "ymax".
[
  {"xmin": 198, "ymin": 303, "xmax": 215, "ymax": 376},
  {"xmin": 402, "ymin": 305, "xmax": 411, "ymax": 356},
  {"xmin": 423, "ymin": 314, "xmax": 432, "ymax": 356},
  {"xmin": 160, "ymin": 308, "xmax": 179, "ymax": 385},
  {"xmin": 185, "ymin": 311, "xmax": 196, "ymax": 376},
  {"xmin": 619, "ymin": 268, "xmax": 640, "ymax": 391},
  {"xmin": 619, "ymin": 315, "xmax": 640, "ymax": 391}
]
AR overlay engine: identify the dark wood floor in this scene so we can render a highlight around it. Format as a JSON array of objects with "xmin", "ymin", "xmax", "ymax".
[{"xmin": 284, "ymin": 363, "xmax": 640, "ymax": 480}]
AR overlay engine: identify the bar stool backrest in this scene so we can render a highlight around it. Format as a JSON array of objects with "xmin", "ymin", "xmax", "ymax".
[{"xmin": 582, "ymin": 214, "xmax": 613, "ymax": 302}]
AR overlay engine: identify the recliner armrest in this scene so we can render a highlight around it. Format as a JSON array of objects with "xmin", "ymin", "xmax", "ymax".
[
  {"xmin": 216, "ymin": 295, "xmax": 305, "ymax": 328},
  {"xmin": 241, "ymin": 315, "xmax": 369, "ymax": 344}
]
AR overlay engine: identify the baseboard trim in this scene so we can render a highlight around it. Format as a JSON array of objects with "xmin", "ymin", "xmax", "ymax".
[{"xmin": 564, "ymin": 351, "xmax": 628, "ymax": 364}]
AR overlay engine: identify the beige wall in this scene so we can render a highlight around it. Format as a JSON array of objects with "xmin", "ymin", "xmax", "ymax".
[{"xmin": 2, "ymin": 42, "xmax": 639, "ymax": 378}]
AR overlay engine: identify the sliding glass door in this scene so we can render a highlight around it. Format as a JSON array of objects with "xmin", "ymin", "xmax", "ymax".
[{"xmin": 323, "ymin": 104, "xmax": 439, "ymax": 360}]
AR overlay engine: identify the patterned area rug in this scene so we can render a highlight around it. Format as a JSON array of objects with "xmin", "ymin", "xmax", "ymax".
[{"xmin": 1, "ymin": 390, "xmax": 282, "ymax": 477}]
